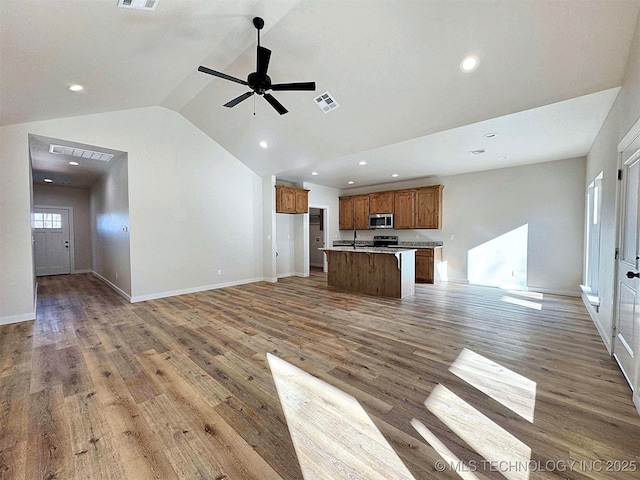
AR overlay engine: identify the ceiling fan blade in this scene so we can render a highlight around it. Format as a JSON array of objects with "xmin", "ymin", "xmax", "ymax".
[
  {"xmin": 270, "ymin": 82, "xmax": 316, "ymax": 91},
  {"xmin": 223, "ymin": 91, "xmax": 254, "ymax": 108},
  {"xmin": 257, "ymin": 46, "xmax": 271, "ymax": 75},
  {"xmin": 198, "ymin": 66, "xmax": 248, "ymax": 86},
  {"xmin": 263, "ymin": 93, "xmax": 288, "ymax": 115}
]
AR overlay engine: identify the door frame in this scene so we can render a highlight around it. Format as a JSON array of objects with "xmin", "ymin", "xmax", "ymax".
[
  {"xmin": 34, "ymin": 205, "xmax": 75, "ymax": 274},
  {"xmin": 613, "ymin": 117, "xmax": 640, "ymax": 413}
]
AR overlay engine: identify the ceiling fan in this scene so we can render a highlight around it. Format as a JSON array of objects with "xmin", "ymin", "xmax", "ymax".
[{"xmin": 198, "ymin": 17, "xmax": 316, "ymax": 115}]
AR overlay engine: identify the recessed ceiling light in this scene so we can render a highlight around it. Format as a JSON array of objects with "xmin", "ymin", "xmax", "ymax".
[
  {"xmin": 358, "ymin": 161, "xmax": 367, "ymax": 166},
  {"xmin": 498, "ymin": 156, "xmax": 509, "ymax": 160},
  {"xmin": 391, "ymin": 173, "xmax": 399, "ymax": 178},
  {"xmin": 259, "ymin": 140, "xmax": 268, "ymax": 148},
  {"xmin": 460, "ymin": 55, "xmax": 479, "ymax": 72},
  {"xmin": 68, "ymin": 84, "xmax": 84, "ymax": 92},
  {"xmin": 311, "ymin": 171, "xmax": 318, "ymax": 176},
  {"xmin": 44, "ymin": 178, "xmax": 53, "ymax": 183},
  {"xmin": 68, "ymin": 161, "xmax": 79, "ymax": 166},
  {"xmin": 347, "ymin": 181, "xmax": 354, "ymax": 185},
  {"xmin": 483, "ymin": 132, "xmax": 498, "ymax": 138}
]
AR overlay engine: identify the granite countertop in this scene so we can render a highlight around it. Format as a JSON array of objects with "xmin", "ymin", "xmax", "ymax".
[
  {"xmin": 320, "ymin": 246, "xmax": 417, "ymax": 254},
  {"xmin": 332, "ymin": 240, "xmax": 443, "ymax": 248}
]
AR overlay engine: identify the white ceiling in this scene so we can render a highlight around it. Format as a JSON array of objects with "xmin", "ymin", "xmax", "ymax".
[{"xmin": 2, "ymin": 0, "xmax": 639, "ymax": 190}]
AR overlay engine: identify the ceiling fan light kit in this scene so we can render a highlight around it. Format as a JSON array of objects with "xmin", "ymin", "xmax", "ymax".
[{"xmin": 198, "ymin": 17, "xmax": 316, "ymax": 115}]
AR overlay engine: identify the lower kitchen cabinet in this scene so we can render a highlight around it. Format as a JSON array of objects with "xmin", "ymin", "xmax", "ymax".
[{"xmin": 415, "ymin": 248, "xmax": 442, "ymax": 284}]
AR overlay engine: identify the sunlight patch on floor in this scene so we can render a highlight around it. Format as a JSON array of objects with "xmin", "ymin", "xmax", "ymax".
[
  {"xmin": 501, "ymin": 296, "xmax": 542, "ymax": 311},
  {"xmin": 410, "ymin": 418, "xmax": 482, "ymax": 480},
  {"xmin": 449, "ymin": 348, "xmax": 536, "ymax": 422},
  {"xmin": 424, "ymin": 385, "xmax": 531, "ymax": 480},
  {"xmin": 505, "ymin": 290, "xmax": 544, "ymax": 301},
  {"xmin": 267, "ymin": 353, "xmax": 415, "ymax": 480}
]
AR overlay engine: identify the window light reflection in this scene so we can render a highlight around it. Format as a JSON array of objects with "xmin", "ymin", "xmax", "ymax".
[
  {"xmin": 267, "ymin": 353, "xmax": 415, "ymax": 479},
  {"xmin": 449, "ymin": 348, "xmax": 536, "ymax": 422}
]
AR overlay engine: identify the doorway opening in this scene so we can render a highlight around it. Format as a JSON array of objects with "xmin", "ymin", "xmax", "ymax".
[{"xmin": 308, "ymin": 207, "xmax": 327, "ymax": 273}]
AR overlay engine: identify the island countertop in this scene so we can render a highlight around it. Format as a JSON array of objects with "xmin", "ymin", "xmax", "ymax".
[{"xmin": 320, "ymin": 246, "xmax": 417, "ymax": 254}]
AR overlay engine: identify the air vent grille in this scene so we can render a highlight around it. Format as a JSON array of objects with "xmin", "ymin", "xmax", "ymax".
[
  {"xmin": 314, "ymin": 91, "xmax": 340, "ymax": 113},
  {"xmin": 118, "ymin": 0, "xmax": 157, "ymax": 11},
  {"xmin": 49, "ymin": 144, "xmax": 114, "ymax": 162}
]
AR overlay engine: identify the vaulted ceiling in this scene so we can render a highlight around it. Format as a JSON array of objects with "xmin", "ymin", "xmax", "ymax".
[{"xmin": 2, "ymin": 0, "xmax": 639, "ymax": 189}]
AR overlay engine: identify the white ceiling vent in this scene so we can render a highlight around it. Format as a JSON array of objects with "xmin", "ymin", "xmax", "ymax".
[
  {"xmin": 314, "ymin": 91, "xmax": 340, "ymax": 113},
  {"xmin": 49, "ymin": 144, "xmax": 114, "ymax": 162},
  {"xmin": 118, "ymin": 0, "xmax": 158, "ymax": 11}
]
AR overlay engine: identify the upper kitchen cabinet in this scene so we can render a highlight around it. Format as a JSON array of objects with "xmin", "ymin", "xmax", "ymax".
[
  {"xmin": 275, "ymin": 185, "xmax": 309, "ymax": 214},
  {"xmin": 338, "ymin": 184, "xmax": 443, "ymax": 230},
  {"xmin": 339, "ymin": 195, "xmax": 369, "ymax": 230},
  {"xmin": 339, "ymin": 196, "xmax": 355, "ymax": 230},
  {"xmin": 394, "ymin": 190, "xmax": 416, "ymax": 229},
  {"xmin": 353, "ymin": 195, "xmax": 370, "ymax": 230},
  {"xmin": 415, "ymin": 185, "xmax": 444, "ymax": 229},
  {"xmin": 369, "ymin": 191, "xmax": 394, "ymax": 214}
]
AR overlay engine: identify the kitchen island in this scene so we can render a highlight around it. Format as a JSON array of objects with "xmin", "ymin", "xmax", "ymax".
[{"xmin": 320, "ymin": 247, "xmax": 416, "ymax": 298}]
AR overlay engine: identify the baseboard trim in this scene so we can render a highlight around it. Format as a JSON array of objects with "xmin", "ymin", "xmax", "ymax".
[
  {"xmin": 634, "ymin": 391, "xmax": 640, "ymax": 416},
  {"xmin": 277, "ymin": 272, "xmax": 309, "ymax": 279},
  {"xmin": 527, "ymin": 287, "xmax": 581, "ymax": 297},
  {"xmin": 446, "ymin": 278, "xmax": 469, "ymax": 285},
  {"xmin": 91, "ymin": 271, "xmax": 132, "ymax": 303},
  {"xmin": 130, "ymin": 277, "xmax": 265, "ymax": 303},
  {"xmin": 0, "ymin": 311, "xmax": 36, "ymax": 325},
  {"xmin": 262, "ymin": 277, "xmax": 278, "ymax": 283},
  {"xmin": 581, "ymin": 294, "xmax": 613, "ymax": 354}
]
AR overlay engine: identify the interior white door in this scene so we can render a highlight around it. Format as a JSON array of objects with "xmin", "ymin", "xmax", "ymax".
[
  {"xmin": 614, "ymin": 142, "xmax": 640, "ymax": 390},
  {"xmin": 34, "ymin": 208, "xmax": 71, "ymax": 276}
]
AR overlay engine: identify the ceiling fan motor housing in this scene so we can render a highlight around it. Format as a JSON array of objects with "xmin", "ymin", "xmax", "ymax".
[{"xmin": 248, "ymin": 72, "xmax": 271, "ymax": 95}]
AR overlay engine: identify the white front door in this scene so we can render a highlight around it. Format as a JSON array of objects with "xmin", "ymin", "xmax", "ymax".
[
  {"xmin": 34, "ymin": 208, "xmax": 71, "ymax": 276},
  {"xmin": 614, "ymin": 139, "xmax": 640, "ymax": 391}
]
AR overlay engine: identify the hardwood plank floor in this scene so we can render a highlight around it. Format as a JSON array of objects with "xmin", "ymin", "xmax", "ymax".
[{"xmin": 1, "ymin": 273, "xmax": 639, "ymax": 479}]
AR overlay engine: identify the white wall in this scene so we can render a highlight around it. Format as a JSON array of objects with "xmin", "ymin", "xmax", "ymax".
[
  {"xmin": 0, "ymin": 125, "xmax": 37, "ymax": 324},
  {"xmin": 585, "ymin": 11, "xmax": 640, "ymax": 353},
  {"xmin": 90, "ymin": 156, "xmax": 132, "ymax": 297},
  {"xmin": 585, "ymin": 11, "xmax": 640, "ymax": 411},
  {"xmin": 33, "ymin": 184, "xmax": 92, "ymax": 272},
  {"xmin": 0, "ymin": 106, "xmax": 264, "ymax": 319},
  {"xmin": 343, "ymin": 157, "xmax": 586, "ymax": 296},
  {"xmin": 262, "ymin": 175, "xmax": 277, "ymax": 282},
  {"xmin": 276, "ymin": 213, "xmax": 296, "ymax": 277}
]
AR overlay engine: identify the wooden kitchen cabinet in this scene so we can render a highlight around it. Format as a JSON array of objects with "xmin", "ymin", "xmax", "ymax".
[
  {"xmin": 339, "ymin": 184, "xmax": 443, "ymax": 230},
  {"xmin": 369, "ymin": 191, "xmax": 394, "ymax": 214},
  {"xmin": 275, "ymin": 185, "xmax": 309, "ymax": 214},
  {"xmin": 415, "ymin": 185, "xmax": 443, "ymax": 229},
  {"xmin": 339, "ymin": 196, "xmax": 354, "ymax": 230},
  {"xmin": 394, "ymin": 190, "xmax": 415, "ymax": 229},
  {"xmin": 415, "ymin": 248, "xmax": 442, "ymax": 284},
  {"xmin": 353, "ymin": 195, "xmax": 370, "ymax": 230},
  {"xmin": 339, "ymin": 195, "xmax": 369, "ymax": 230}
]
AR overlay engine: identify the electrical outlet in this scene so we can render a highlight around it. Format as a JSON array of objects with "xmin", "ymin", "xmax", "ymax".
[
  {"xmin": 217, "ymin": 269, "xmax": 222, "ymax": 276},
  {"xmin": 449, "ymin": 234, "xmax": 454, "ymax": 240},
  {"xmin": 115, "ymin": 271, "xmax": 118, "ymax": 279}
]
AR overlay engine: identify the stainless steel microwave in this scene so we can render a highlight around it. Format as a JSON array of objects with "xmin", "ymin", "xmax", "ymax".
[{"xmin": 369, "ymin": 213, "xmax": 394, "ymax": 229}]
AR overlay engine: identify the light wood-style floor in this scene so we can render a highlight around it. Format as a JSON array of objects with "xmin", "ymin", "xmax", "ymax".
[{"xmin": 1, "ymin": 273, "xmax": 639, "ymax": 479}]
